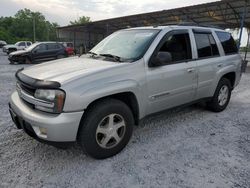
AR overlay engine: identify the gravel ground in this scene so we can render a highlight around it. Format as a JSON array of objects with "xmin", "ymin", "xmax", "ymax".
[{"xmin": 0, "ymin": 50, "xmax": 249, "ymax": 188}]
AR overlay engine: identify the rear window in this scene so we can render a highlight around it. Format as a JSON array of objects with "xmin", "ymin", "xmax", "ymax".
[
  {"xmin": 66, "ymin": 43, "xmax": 73, "ymax": 47},
  {"xmin": 215, "ymin": 31, "xmax": 238, "ymax": 55}
]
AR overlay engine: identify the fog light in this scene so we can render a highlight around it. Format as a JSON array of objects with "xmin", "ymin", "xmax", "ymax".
[{"xmin": 39, "ymin": 127, "xmax": 47, "ymax": 135}]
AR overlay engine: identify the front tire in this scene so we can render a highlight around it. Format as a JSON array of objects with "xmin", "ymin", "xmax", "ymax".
[
  {"xmin": 24, "ymin": 56, "xmax": 32, "ymax": 64},
  {"xmin": 77, "ymin": 99, "xmax": 134, "ymax": 159},
  {"xmin": 207, "ymin": 78, "xmax": 232, "ymax": 112}
]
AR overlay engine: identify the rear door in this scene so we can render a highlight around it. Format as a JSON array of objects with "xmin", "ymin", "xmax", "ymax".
[
  {"xmin": 47, "ymin": 43, "xmax": 61, "ymax": 59},
  {"xmin": 191, "ymin": 29, "xmax": 221, "ymax": 99},
  {"xmin": 146, "ymin": 29, "xmax": 198, "ymax": 114}
]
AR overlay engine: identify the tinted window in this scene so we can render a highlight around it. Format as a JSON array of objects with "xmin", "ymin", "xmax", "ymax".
[
  {"xmin": 67, "ymin": 43, "xmax": 73, "ymax": 47},
  {"xmin": 36, "ymin": 44, "xmax": 47, "ymax": 52},
  {"xmin": 18, "ymin": 42, "xmax": 25, "ymax": 46},
  {"xmin": 27, "ymin": 42, "xmax": 32, "ymax": 46},
  {"xmin": 194, "ymin": 33, "xmax": 219, "ymax": 58},
  {"xmin": 159, "ymin": 33, "xmax": 192, "ymax": 62},
  {"xmin": 208, "ymin": 34, "xmax": 219, "ymax": 56},
  {"xmin": 47, "ymin": 43, "xmax": 60, "ymax": 50},
  {"xmin": 215, "ymin": 31, "xmax": 238, "ymax": 55}
]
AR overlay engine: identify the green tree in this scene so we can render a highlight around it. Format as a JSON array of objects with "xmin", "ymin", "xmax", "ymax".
[
  {"xmin": 69, "ymin": 16, "xmax": 91, "ymax": 25},
  {"xmin": 0, "ymin": 8, "xmax": 59, "ymax": 43}
]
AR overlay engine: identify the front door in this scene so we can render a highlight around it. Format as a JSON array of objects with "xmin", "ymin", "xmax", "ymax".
[
  {"xmin": 33, "ymin": 44, "xmax": 49, "ymax": 62},
  {"xmin": 146, "ymin": 30, "xmax": 198, "ymax": 115}
]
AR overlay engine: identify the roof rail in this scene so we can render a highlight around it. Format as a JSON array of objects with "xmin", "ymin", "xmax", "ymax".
[{"xmin": 157, "ymin": 22, "xmax": 223, "ymax": 29}]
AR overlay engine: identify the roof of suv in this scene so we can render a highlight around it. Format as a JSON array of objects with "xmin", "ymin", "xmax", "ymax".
[{"xmin": 125, "ymin": 25, "xmax": 226, "ymax": 32}]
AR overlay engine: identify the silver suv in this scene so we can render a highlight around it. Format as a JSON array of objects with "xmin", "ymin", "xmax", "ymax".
[{"xmin": 9, "ymin": 25, "xmax": 242, "ymax": 159}]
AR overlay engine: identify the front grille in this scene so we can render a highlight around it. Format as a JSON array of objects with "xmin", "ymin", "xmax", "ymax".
[
  {"xmin": 18, "ymin": 82, "xmax": 36, "ymax": 96},
  {"xmin": 16, "ymin": 82, "xmax": 35, "ymax": 109}
]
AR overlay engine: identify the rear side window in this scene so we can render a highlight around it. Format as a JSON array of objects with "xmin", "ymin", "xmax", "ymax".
[
  {"xmin": 194, "ymin": 33, "xmax": 219, "ymax": 58},
  {"xmin": 27, "ymin": 42, "xmax": 32, "ymax": 46},
  {"xmin": 47, "ymin": 43, "xmax": 60, "ymax": 50},
  {"xmin": 215, "ymin": 31, "xmax": 238, "ymax": 55}
]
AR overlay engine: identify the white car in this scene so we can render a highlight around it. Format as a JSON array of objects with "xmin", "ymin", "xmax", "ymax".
[
  {"xmin": 0, "ymin": 40, "xmax": 7, "ymax": 48},
  {"xmin": 3, "ymin": 41, "xmax": 32, "ymax": 54}
]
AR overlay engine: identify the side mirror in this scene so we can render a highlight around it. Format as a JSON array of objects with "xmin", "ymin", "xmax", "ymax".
[
  {"xmin": 152, "ymin": 52, "xmax": 172, "ymax": 67},
  {"xmin": 33, "ymin": 49, "xmax": 37, "ymax": 54}
]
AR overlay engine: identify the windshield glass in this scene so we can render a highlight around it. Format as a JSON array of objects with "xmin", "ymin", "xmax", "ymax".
[
  {"xmin": 90, "ymin": 29, "xmax": 160, "ymax": 61},
  {"xmin": 25, "ymin": 43, "xmax": 39, "ymax": 51}
]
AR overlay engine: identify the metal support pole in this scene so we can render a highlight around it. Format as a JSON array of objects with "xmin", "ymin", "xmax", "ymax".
[
  {"xmin": 106, "ymin": 24, "xmax": 109, "ymax": 36},
  {"xmin": 88, "ymin": 31, "xmax": 91, "ymax": 50},
  {"xmin": 244, "ymin": 29, "xmax": 250, "ymax": 61},
  {"xmin": 73, "ymin": 30, "xmax": 76, "ymax": 53},
  {"xmin": 238, "ymin": 3, "xmax": 247, "ymax": 49},
  {"xmin": 33, "ymin": 16, "xmax": 36, "ymax": 42}
]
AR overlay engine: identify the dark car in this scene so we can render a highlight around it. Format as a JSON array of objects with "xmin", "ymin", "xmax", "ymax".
[{"xmin": 8, "ymin": 42, "xmax": 68, "ymax": 64}]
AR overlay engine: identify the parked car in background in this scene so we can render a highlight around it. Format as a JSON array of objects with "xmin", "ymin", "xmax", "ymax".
[
  {"xmin": 8, "ymin": 42, "xmax": 68, "ymax": 64},
  {"xmin": 3, "ymin": 41, "xmax": 32, "ymax": 54},
  {"xmin": 61, "ymin": 42, "xmax": 74, "ymax": 55},
  {"xmin": 0, "ymin": 40, "xmax": 7, "ymax": 48},
  {"xmin": 9, "ymin": 25, "xmax": 242, "ymax": 159}
]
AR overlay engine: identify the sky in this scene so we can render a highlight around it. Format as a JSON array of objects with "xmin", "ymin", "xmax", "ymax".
[
  {"xmin": 0, "ymin": 0, "xmax": 223, "ymax": 25},
  {"xmin": 0, "ymin": 0, "xmax": 248, "ymax": 45}
]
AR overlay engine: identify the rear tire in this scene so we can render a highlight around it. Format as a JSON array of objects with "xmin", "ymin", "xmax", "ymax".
[
  {"xmin": 207, "ymin": 78, "xmax": 232, "ymax": 112},
  {"xmin": 77, "ymin": 99, "xmax": 134, "ymax": 159}
]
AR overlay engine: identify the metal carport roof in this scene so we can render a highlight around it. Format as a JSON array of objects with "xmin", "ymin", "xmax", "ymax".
[{"xmin": 58, "ymin": 0, "xmax": 250, "ymax": 32}]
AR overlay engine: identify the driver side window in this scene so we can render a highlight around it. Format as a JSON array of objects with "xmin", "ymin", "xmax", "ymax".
[
  {"xmin": 35, "ymin": 44, "xmax": 47, "ymax": 52},
  {"xmin": 159, "ymin": 33, "xmax": 192, "ymax": 63},
  {"xmin": 18, "ymin": 42, "xmax": 25, "ymax": 47}
]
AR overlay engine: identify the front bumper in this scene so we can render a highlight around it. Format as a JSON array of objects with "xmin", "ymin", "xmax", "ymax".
[
  {"xmin": 9, "ymin": 91, "xmax": 83, "ymax": 142},
  {"xmin": 8, "ymin": 57, "xmax": 15, "ymax": 64}
]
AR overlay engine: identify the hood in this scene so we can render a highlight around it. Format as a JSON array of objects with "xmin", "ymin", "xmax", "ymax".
[
  {"xmin": 10, "ymin": 50, "xmax": 27, "ymax": 56},
  {"xmin": 4, "ymin": 44, "xmax": 16, "ymax": 48},
  {"xmin": 21, "ymin": 56, "xmax": 128, "ymax": 84}
]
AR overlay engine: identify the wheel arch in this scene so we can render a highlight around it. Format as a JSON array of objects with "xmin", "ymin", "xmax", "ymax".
[
  {"xmin": 210, "ymin": 66, "xmax": 237, "ymax": 97},
  {"xmin": 80, "ymin": 91, "xmax": 140, "ymax": 126},
  {"xmin": 221, "ymin": 72, "xmax": 236, "ymax": 89}
]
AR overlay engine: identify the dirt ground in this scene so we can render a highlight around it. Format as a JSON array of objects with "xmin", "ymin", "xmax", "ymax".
[{"xmin": 0, "ymin": 50, "xmax": 249, "ymax": 188}]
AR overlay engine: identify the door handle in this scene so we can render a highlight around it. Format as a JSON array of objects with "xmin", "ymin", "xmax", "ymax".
[
  {"xmin": 218, "ymin": 63, "xmax": 223, "ymax": 68},
  {"xmin": 187, "ymin": 68, "xmax": 195, "ymax": 73}
]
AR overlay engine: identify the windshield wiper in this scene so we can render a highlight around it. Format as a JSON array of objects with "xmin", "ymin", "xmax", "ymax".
[
  {"xmin": 79, "ymin": 51, "xmax": 98, "ymax": 57},
  {"xmin": 87, "ymin": 51, "xmax": 98, "ymax": 56},
  {"xmin": 99, "ymin": 53, "xmax": 123, "ymax": 62}
]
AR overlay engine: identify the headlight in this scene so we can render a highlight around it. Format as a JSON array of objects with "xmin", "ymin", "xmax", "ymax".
[{"xmin": 34, "ymin": 89, "xmax": 65, "ymax": 113}]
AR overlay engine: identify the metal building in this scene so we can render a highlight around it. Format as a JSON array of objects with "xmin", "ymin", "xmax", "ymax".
[{"xmin": 57, "ymin": 0, "xmax": 249, "ymax": 53}]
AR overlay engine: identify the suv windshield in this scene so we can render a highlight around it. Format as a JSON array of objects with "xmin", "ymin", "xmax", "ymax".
[{"xmin": 90, "ymin": 29, "xmax": 160, "ymax": 62}]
